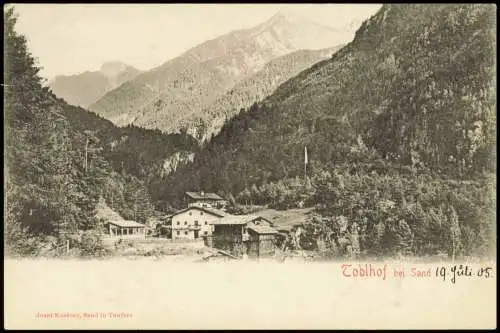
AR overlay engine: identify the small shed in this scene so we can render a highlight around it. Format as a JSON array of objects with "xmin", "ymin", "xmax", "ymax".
[
  {"xmin": 246, "ymin": 224, "xmax": 278, "ymax": 258},
  {"xmin": 211, "ymin": 215, "xmax": 254, "ymax": 254},
  {"xmin": 95, "ymin": 197, "xmax": 146, "ymax": 239},
  {"xmin": 106, "ymin": 220, "xmax": 146, "ymax": 238}
]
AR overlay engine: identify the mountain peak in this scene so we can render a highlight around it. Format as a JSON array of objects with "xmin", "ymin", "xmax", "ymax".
[
  {"xmin": 264, "ymin": 8, "xmax": 307, "ymax": 26},
  {"xmin": 276, "ymin": 7, "xmax": 304, "ymax": 22},
  {"xmin": 100, "ymin": 61, "xmax": 131, "ymax": 77},
  {"xmin": 50, "ymin": 61, "xmax": 141, "ymax": 107},
  {"xmin": 259, "ymin": 8, "xmax": 337, "ymax": 34}
]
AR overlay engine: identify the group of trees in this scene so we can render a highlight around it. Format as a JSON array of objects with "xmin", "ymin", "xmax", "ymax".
[
  {"xmin": 294, "ymin": 168, "xmax": 495, "ymax": 259},
  {"xmin": 5, "ymin": 6, "xmax": 82, "ymax": 254},
  {"xmin": 3, "ymin": 7, "xmax": 197, "ymax": 257},
  {"xmin": 236, "ymin": 177, "xmax": 314, "ymax": 209},
  {"xmin": 227, "ymin": 162, "xmax": 494, "ymax": 260}
]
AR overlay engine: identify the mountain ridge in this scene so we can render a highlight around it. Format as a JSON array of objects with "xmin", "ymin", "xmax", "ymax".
[
  {"xmin": 88, "ymin": 10, "xmax": 352, "ymax": 134},
  {"xmin": 49, "ymin": 61, "xmax": 141, "ymax": 108},
  {"xmin": 163, "ymin": 4, "xmax": 495, "ymax": 197},
  {"xmin": 181, "ymin": 45, "xmax": 344, "ymax": 141}
]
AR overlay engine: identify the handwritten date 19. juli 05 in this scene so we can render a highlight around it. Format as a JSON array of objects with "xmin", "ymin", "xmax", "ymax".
[{"xmin": 435, "ymin": 265, "xmax": 494, "ymax": 284}]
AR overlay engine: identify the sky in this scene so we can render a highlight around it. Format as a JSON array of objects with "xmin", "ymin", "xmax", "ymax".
[{"xmin": 11, "ymin": 4, "xmax": 382, "ymax": 81}]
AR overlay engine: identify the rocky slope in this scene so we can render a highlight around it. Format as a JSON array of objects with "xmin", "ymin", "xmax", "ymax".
[{"xmin": 182, "ymin": 45, "xmax": 344, "ymax": 141}]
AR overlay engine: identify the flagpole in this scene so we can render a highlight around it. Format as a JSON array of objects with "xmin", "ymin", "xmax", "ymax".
[
  {"xmin": 304, "ymin": 146, "xmax": 307, "ymax": 182},
  {"xmin": 304, "ymin": 160, "xmax": 306, "ymax": 181}
]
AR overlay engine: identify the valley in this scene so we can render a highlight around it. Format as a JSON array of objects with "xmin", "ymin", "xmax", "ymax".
[{"xmin": 4, "ymin": 4, "xmax": 496, "ymax": 262}]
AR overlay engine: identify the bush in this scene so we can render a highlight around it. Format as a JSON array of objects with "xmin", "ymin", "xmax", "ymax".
[
  {"xmin": 4, "ymin": 203, "xmax": 46, "ymax": 257},
  {"xmin": 76, "ymin": 230, "xmax": 109, "ymax": 257}
]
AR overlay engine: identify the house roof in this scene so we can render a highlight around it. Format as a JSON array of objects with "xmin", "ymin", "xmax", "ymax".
[
  {"xmin": 186, "ymin": 191, "xmax": 224, "ymax": 201},
  {"xmin": 95, "ymin": 197, "xmax": 125, "ymax": 222},
  {"xmin": 107, "ymin": 220, "xmax": 145, "ymax": 228},
  {"xmin": 168, "ymin": 206, "xmax": 227, "ymax": 219},
  {"xmin": 212, "ymin": 215, "xmax": 258, "ymax": 225},
  {"xmin": 212, "ymin": 215, "xmax": 272, "ymax": 226},
  {"xmin": 95, "ymin": 198, "xmax": 144, "ymax": 228},
  {"xmin": 275, "ymin": 224, "xmax": 297, "ymax": 232},
  {"xmin": 247, "ymin": 225, "xmax": 278, "ymax": 235}
]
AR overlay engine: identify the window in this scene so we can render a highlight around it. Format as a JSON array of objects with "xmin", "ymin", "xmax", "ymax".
[
  {"xmin": 189, "ymin": 212, "xmax": 192, "ymax": 216},
  {"xmin": 200, "ymin": 211, "xmax": 204, "ymax": 216},
  {"xmin": 205, "ymin": 221, "xmax": 207, "ymax": 225},
  {"xmin": 176, "ymin": 231, "xmax": 180, "ymax": 236},
  {"xmin": 195, "ymin": 221, "xmax": 199, "ymax": 226},
  {"xmin": 184, "ymin": 221, "xmax": 187, "ymax": 225},
  {"xmin": 177, "ymin": 221, "xmax": 180, "ymax": 225},
  {"xmin": 184, "ymin": 231, "xmax": 188, "ymax": 235},
  {"xmin": 204, "ymin": 231, "xmax": 208, "ymax": 235}
]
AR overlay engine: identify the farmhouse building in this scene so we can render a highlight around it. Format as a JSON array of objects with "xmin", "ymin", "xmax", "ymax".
[
  {"xmin": 185, "ymin": 191, "xmax": 227, "ymax": 209},
  {"xmin": 169, "ymin": 206, "xmax": 226, "ymax": 240}
]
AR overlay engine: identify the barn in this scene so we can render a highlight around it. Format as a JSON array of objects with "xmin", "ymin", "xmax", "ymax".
[
  {"xmin": 246, "ymin": 224, "xmax": 278, "ymax": 258},
  {"xmin": 211, "ymin": 215, "xmax": 278, "ymax": 258}
]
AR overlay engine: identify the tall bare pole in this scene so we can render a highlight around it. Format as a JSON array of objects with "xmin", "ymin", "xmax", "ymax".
[
  {"xmin": 304, "ymin": 146, "xmax": 308, "ymax": 182},
  {"xmin": 84, "ymin": 136, "xmax": 89, "ymax": 174}
]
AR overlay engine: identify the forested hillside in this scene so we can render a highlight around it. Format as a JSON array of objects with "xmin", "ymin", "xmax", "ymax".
[
  {"xmin": 61, "ymin": 103, "xmax": 198, "ymax": 191},
  {"xmin": 180, "ymin": 46, "xmax": 344, "ymax": 141},
  {"xmin": 4, "ymin": 7, "xmax": 197, "ymax": 256},
  {"xmin": 164, "ymin": 4, "xmax": 496, "ymax": 258}
]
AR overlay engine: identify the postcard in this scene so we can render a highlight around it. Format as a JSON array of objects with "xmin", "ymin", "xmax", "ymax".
[{"xmin": 4, "ymin": 3, "xmax": 496, "ymax": 330}]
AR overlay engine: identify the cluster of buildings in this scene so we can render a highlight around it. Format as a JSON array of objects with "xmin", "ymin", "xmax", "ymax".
[
  {"xmin": 166, "ymin": 191, "xmax": 279, "ymax": 258},
  {"xmin": 100, "ymin": 191, "xmax": 281, "ymax": 258}
]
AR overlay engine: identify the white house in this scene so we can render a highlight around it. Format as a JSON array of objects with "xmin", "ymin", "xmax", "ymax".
[{"xmin": 169, "ymin": 206, "xmax": 226, "ymax": 240}]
